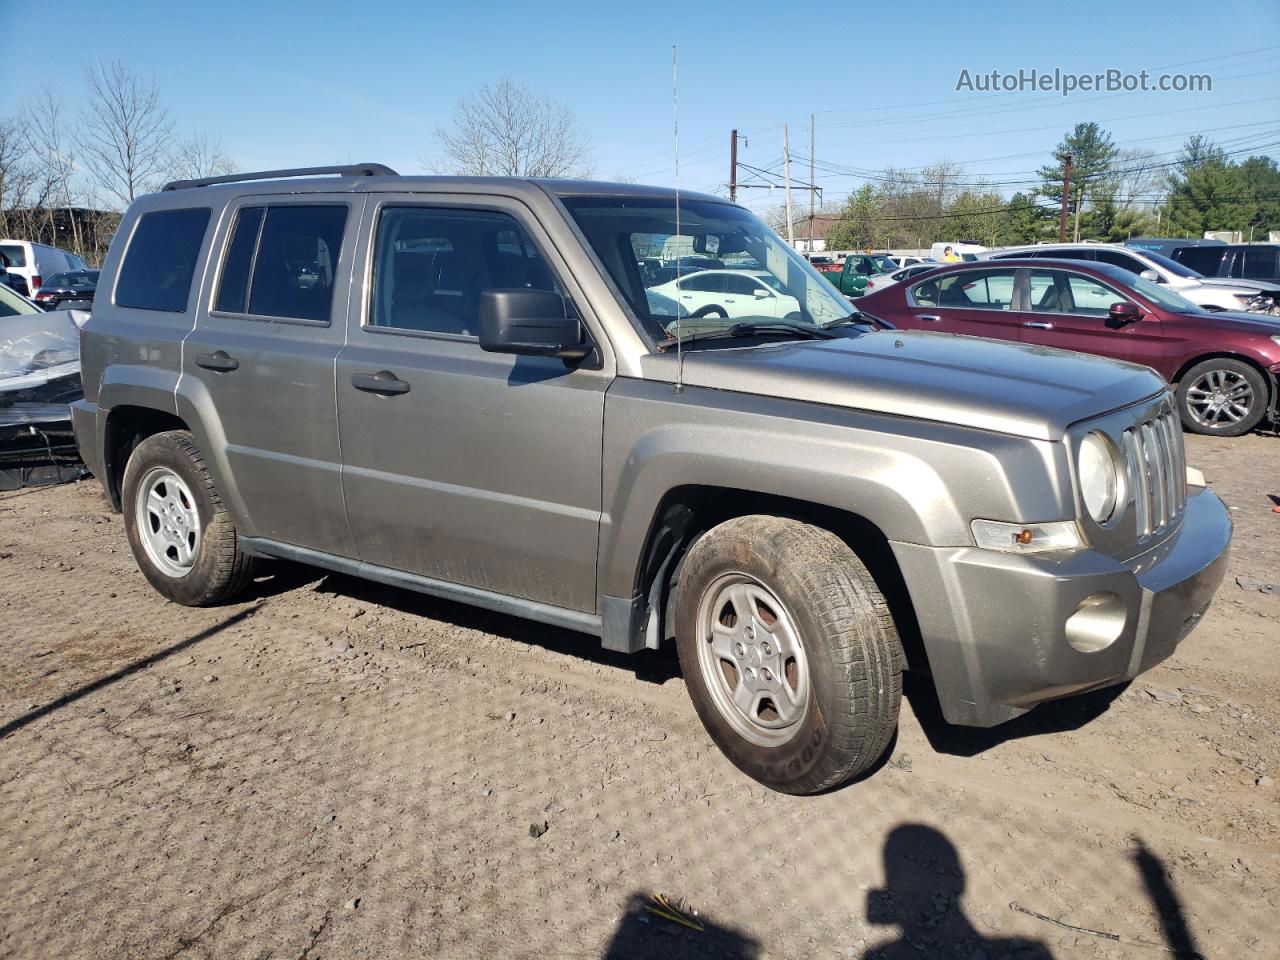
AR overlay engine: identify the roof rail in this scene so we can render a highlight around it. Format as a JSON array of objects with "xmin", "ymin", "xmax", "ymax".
[{"xmin": 162, "ymin": 163, "xmax": 398, "ymax": 192}]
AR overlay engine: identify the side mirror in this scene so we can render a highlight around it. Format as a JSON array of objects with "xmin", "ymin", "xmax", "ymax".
[
  {"xmin": 478, "ymin": 289, "xmax": 591, "ymax": 360},
  {"xmin": 1106, "ymin": 301, "xmax": 1143, "ymax": 328},
  {"xmin": 1138, "ymin": 269, "xmax": 1162, "ymax": 283},
  {"xmin": 753, "ymin": 287, "xmax": 770, "ymax": 299}
]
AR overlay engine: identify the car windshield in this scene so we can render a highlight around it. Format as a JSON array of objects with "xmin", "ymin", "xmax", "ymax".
[
  {"xmin": 1120, "ymin": 271, "xmax": 1207, "ymax": 314},
  {"xmin": 873, "ymin": 255, "xmax": 897, "ymax": 272},
  {"xmin": 560, "ymin": 196, "xmax": 854, "ymax": 345},
  {"xmin": 0, "ymin": 282, "xmax": 40, "ymax": 317},
  {"xmin": 1143, "ymin": 250, "xmax": 1202, "ymax": 279}
]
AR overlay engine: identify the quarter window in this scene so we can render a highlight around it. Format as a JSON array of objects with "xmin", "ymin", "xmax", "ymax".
[
  {"xmin": 115, "ymin": 208, "xmax": 211, "ymax": 312},
  {"xmin": 214, "ymin": 204, "xmax": 348, "ymax": 322},
  {"xmin": 369, "ymin": 207, "xmax": 561, "ymax": 336}
]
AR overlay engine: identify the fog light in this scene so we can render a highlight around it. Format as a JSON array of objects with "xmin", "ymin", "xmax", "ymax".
[{"xmin": 1065, "ymin": 592, "xmax": 1126, "ymax": 653}]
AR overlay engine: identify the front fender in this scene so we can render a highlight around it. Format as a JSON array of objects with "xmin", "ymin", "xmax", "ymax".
[
  {"xmin": 173, "ymin": 372, "xmax": 254, "ymax": 535},
  {"xmin": 597, "ymin": 378, "xmax": 1071, "ymax": 601}
]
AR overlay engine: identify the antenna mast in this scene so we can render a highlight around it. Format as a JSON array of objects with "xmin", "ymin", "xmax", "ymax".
[{"xmin": 673, "ymin": 43, "xmax": 683, "ymax": 393}]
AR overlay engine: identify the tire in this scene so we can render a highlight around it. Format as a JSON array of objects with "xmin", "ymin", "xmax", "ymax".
[
  {"xmin": 122, "ymin": 430, "xmax": 255, "ymax": 605},
  {"xmin": 674, "ymin": 515, "xmax": 903, "ymax": 794},
  {"xmin": 1176, "ymin": 358, "xmax": 1268, "ymax": 437},
  {"xmin": 691, "ymin": 305, "xmax": 727, "ymax": 319}
]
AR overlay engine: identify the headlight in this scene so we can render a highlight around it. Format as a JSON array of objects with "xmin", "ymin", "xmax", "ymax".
[{"xmin": 1079, "ymin": 431, "xmax": 1122, "ymax": 524}]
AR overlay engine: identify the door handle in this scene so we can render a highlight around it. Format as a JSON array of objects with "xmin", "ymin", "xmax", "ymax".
[
  {"xmin": 1022, "ymin": 321, "xmax": 1054, "ymax": 330},
  {"xmin": 351, "ymin": 370, "xmax": 411, "ymax": 396},
  {"xmin": 195, "ymin": 350, "xmax": 239, "ymax": 372},
  {"xmin": 917, "ymin": 314, "xmax": 942, "ymax": 322}
]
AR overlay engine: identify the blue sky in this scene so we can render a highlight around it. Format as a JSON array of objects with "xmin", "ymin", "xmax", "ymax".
[{"xmin": 3, "ymin": 0, "xmax": 1278, "ymax": 217}]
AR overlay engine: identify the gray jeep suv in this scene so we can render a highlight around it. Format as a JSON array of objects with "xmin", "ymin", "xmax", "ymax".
[{"xmin": 72, "ymin": 165, "xmax": 1232, "ymax": 794}]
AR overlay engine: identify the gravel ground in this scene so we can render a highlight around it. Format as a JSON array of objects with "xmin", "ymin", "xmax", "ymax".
[{"xmin": 1, "ymin": 432, "xmax": 1277, "ymax": 960}]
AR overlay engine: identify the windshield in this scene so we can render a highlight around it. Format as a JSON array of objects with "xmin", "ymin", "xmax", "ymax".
[
  {"xmin": 561, "ymin": 196, "xmax": 854, "ymax": 345},
  {"xmin": 0, "ymin": 282, "xmax": 40, "ymax": 318},
  {"xmin": 1122, "ymin": 272, "xmax": 1206, "ymax": 313},
  {"xmin": 873, "ymin": 255, "xmax": 897, "ymax": 273},
  {"xmin": 1142, "ymin": 249, "xmax": 1202, "ymax": 279}
]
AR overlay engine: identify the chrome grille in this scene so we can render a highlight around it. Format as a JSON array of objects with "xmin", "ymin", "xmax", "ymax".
[{"xmin": 1121, "ymin": 407, "xmax": 1186, "ymax": 537}]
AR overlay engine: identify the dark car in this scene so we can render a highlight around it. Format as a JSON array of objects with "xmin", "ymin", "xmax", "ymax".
[
  {"xmin": 1170, "ymin": 243, "xmax": 1280, "ymax": 284},
  {"xmin": 33, "ymin": 270, "xmax": 99, "ymax": 309},
  {"xmin": 856, "ymin": 258, "xmax": 1280, "ymax": 436}
]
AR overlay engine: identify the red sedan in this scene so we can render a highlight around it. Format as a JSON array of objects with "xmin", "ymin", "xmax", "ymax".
[{"xmin": 856, "ymin": 258, "xmax": 1280, "ymax": 436}]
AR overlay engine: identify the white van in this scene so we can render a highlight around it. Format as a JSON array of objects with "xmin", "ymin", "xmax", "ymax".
[
  {"xmin": 929, "ymin": 241, "xmax": 988, "ymax": 263},
  {"xmin": 0, "ymin": 240, "xmax": 89, "ymax": 297}
]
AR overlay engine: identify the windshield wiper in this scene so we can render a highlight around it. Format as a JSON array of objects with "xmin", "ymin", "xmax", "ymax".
[
  {"xmin": 659, "ymin": 319, "xmax": 835, "ymax": 349},
  {"xmin": 823, "ymin": 310, "xmax": 892, "ymax": 330}
]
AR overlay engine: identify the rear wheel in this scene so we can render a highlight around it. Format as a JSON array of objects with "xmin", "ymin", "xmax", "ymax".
[
  {"xmin": 675, "ymin": 515, "xmax": 902, "ymax": 794},
  {"xmin": 122, "ymin": 430, "xmax": 255, "ymax": 605},
  {"xmin": 1176, "ymin": 358, "xmax": 1268, "ymax": 437}
]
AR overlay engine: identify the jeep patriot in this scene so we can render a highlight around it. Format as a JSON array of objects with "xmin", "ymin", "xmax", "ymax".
[{"xmin": 72, "ymin": 164, "xmax": 1232, "ymax": 794}]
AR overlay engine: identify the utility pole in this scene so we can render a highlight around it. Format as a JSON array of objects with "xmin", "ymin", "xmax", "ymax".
[
  {"xmin": 1072, "ymin": 178, "xmax": 1083, "ymax": 243},
  {"xmin": 1057, "ymin": 153, "xmax": 1072, "ymax": 243},
  {"xmin": 729, "ymin": 129, "xmax": 738, "ymax": 203},
  {"xmin": 783, "ymin": 123, "xmax": 794, "ymax": 245},
  {"xmin": 808, "ymin": 114, "xmax": 815, "ymax": 253}
]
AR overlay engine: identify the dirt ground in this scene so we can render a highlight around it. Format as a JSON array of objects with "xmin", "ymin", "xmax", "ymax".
[{"xmin": 1, "ymin": 432, "xmax": 1277, "ymax": 960}]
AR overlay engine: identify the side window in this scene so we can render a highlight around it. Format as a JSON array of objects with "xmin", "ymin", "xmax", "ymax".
[
  {"xmin": 1064, "ymin": 274, "xmax": 1121, "ymax": 315},
  {"xmin": 1093, "ymin": 250, "xmax": 1143, "ymax": 275},
  {"xmin": 924, "ymin": 269, "xmax": 1016, "ymax": 310},
  {"xmin": 115, "ymin": 208, "xmax": 211, "ymax": 312},
  {"xmin": 1040, "ymin": 249, "xmax": 1096, "ymax": 263},
  {"xmin": 369, "ymin": 206, "xmax": 560, "ymax": 336},
  {"xmin": 215, "ymin": 207, "xmax": 264, "ymax": 314},
  {"xmin": 723, "ymin": 274, "xmax": 760, "ymax": 295},
  {"xmin": 1171, "ymin": 246, "xmax": 1225, "ymax": 276},
  {"xmin": 1243, "ymin": 248, "xmax": 1279, "ymax": 279},
  {"xmin": 680, "ymin": 273, "xmax": 723, "ymax": 293}
]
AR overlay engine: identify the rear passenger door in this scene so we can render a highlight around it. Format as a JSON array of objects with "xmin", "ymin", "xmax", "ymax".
[
  {"xmin": 181, "ymin": 195, "xmax": 361, "ymax": 556},
  {"xmin": 1019, "ymin": 268, "xmax": 1163, "ymax": 369},
  {"xmin": 335, "ymin": 195, "xmax": 610, "ymax": 613},
  {"xmin": 904, "ymin": 267, "xmax": 1024, "ymax": 340}
]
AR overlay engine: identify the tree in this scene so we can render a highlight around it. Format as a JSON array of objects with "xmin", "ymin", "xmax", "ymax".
[
  {"xmin": 999, "ymin": 192, "xmax": 1049, "ymax": 245},
  {"xmin": 431, "ymin": 78, "xmax": 590, "ymax": 177},
  {"xmin": 167, "ymin": 132, "xmax": 236, "ymax": 183},
  {"xmin": 1037, "ymin": 123, "xmax": 1117, "ymax": 241},
  {"xmin": 825, "ymin": 185, "xmax": 880, "ymax": 250},
  {"xmin": 944, "ymin": 187, "xmax": 1005, "ymax": 247},
  {"xmin": 78, "ymin": 60, "xmax": 174, "ymax": 207},
  {"xmin": 28, "ymin": 90, "xmax": 85, "ymax": 256},
  {"xmin": 1164, "ymin": 136, "xmax": 1253, "ymax": 237}
]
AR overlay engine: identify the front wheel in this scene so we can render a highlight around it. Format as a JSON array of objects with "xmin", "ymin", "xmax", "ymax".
[
  {"xmin": 674, "ymin": 515, "xmax": 903, "ymax": 794},
  {"xmin": 1176, "ymin": 358, "xmax": 1268, "ymax": 436},
  {"xmin": 122, "ymin": 430, "xmax": 256, "ymax": 605}
]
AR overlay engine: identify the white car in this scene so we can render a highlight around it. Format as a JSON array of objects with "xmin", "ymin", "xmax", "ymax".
[
  {"xmin": 985, "ymin": 243, "xmax": 1280, "ymax": 314},
  {"xmin": 645, "ymin": 269, "xmax": 801, "ymax": 321},
  {"xmin": 862, "ymin": 261, "xmax": 941, "ymax": 295},
  {"xmin": 0, "ymin": 240, "xmax": 90, "ymax": 298}
]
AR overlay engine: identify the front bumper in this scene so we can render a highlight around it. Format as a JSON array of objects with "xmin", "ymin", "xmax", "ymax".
[
  {"xmin": 70, "ymin": 398, "xmax": 108, "ymax": 488},
  {"xmin": 891, "ymin": 485, "xmax": 1232, "ymax": 726}
]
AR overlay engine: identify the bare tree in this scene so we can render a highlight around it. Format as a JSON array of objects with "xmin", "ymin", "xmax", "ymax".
[
  {"xmin": 28, "ymin": 90, "xmax": 85, "ymax": 255},
  {"xmin": 78, "ymin": 60, "xmax": 174, "ymax": 207},
  {"xmin": 167, "ymin": 131, "xmax": 237, "ymax": 182},
  {"xmin": 431, "ymin": 78, "xmax": 590, "ymax": 177}
]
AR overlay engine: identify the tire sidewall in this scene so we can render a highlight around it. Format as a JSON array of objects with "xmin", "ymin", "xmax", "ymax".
[
  {"xmin": 122, "ymin": 432, "xmax": 226, "ymax": 605},
  {"xmin": 1177, "ymin": 359, "xmax": 1267, "ymax": 437},
  {"xmin": 675, "ymin": 532, "xmax": 852, "ymax": 792}
]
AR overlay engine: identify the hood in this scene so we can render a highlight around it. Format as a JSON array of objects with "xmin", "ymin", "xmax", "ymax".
[
  {"xmin": 1186, "ymin": 310, "xmax": 1280, "ymax": 334},
  {"xmin": 1193, "ymin": 276, "xmax": 1280, "ymax": 295},
  {"xmin": 677, "ymin": 330, "xmax": 1166, "ymax": 442}
]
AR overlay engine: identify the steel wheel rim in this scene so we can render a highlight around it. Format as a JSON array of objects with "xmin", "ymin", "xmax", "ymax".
[
  {"xmin": 1186, "ymin": 369, "xmax": 1254, "ymax": 427},
  {"xmin": 695, "ymin": 573, "xmax": 811, "ymax": 748},
  {"xmin": 135, "ymin": 466, "xmax": 202, "ymax": 579}
]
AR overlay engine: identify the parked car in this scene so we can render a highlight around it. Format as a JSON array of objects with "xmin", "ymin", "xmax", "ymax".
[
  {"xmin": 862, "ymin": 261, "xmax": 941, "ymax": 295},
  {"xmin": 986, "ymin": 242, "xmax": 1280, "ymax": 314},
  {"xmin": 74, "ymin": 164, "xmax": 1231, "ymax": 795},
  {"xmin": 857, "ymin": 258, "xmax": 1280, "ymax": 436},
  {"xmin": 1168, "ymin": 243, "xmax": 1280, "ymax": 283},
  {"xmin": 34, "ymin": 270, "xmax": 99, "ymax": 310},
  {"xmin": 0, "ymin": 240, "xmax": 90, "ymax": 298},
  {"xmin": 889, "ymin": 255, "xmax": 927, "ymax": 269},
  {"xmin": 644, "ymin": 269, "xmax": 801, "ymax": 326},
  {"xmin": 815, "ymin": 252, "xmax": 897, "ymax": 296}
]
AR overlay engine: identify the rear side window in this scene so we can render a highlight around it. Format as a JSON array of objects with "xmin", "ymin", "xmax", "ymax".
[
  {"xmin": 116, "ymin": 208, "xmax": 211, "ymax": 312},
  {"xmin": 1, "ymin": 244, "xmax": 27, "ymax": 268},
  {"xmin": 1242, "ymin": 247, "xmax": 1279, "ymax": 280},
  {"xmin": 912, "ymin": 269, "xmax": 1016, "ymax": 309},
  {"xmin": 215, "ymin": 205, "xmax": 348, "ymax": 322},
  {"xmin": 1170, "ymin": 246, "xmax": 1224, "ymax": 275}
]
